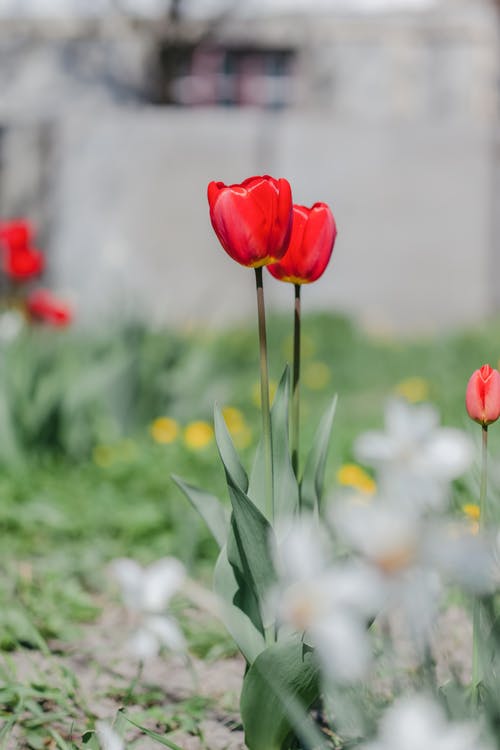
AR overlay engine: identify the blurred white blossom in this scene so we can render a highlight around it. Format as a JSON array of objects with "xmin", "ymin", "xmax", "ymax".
[
  {"xmin": 95, "ymin": 721, "xmax": 124, "ymax": 750},
  {"xmin": 362, "ymin": 695, "xmax": 491, "ymax": 750},
  {"xmin": 354, "ymin": 400, "xmax": 473, "ymax": 509},
  {"xmin": 0, "ymin": 310, "xmax": 24, "ymax": 342},
  {"xmin": 332, "ymin": 498, "xmax": 493, "ymax": 653},
  {"xmin": 110, "ymin": 557, "xmax": 186, "ymax": 659},
  {"xmin": 269, "ymin": 517, "xmax": 383, "ymax": 682}
]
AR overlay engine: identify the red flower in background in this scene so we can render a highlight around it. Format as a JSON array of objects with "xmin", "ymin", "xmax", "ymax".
[
  {"xmin": 0, "ymin": 219, "xmax": 34, "ymax": 250},
  {"xmin": 267, "ymin": 202, "xmax": 337, "ymax": 284},
  {"xmin": 3, "ymin": 246, "xmax": 44, "ymax": 280},
  {"xmin": 207, "ymin": 175, "xmax": 293, "ymax": 268},
  {"xmin": 27, "ymin": 289, "xmax": 72, "ymax": 327},
  {"xmin": 466, "ymin": 364, "xmax": 500, "ymax": 427},
  {"xmin": 0, "ymin": 218, "xmax": 44, "ymax": 281}
]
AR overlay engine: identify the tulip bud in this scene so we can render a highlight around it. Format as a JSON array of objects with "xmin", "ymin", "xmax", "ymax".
[
  {"xmin": 207, "ymin": 175, "xmax": 293, "ymax": 268},
  {"xmin": 267, "ymin": 202, "xmax": 337, "ymax": 284},
  {"xmin": 465, "ymin": 364, "xmax": 500, "ymax": 427}
]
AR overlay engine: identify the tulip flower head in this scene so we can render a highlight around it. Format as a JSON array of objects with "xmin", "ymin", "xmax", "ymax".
[
  {"xmin": 465, "ymin": 364, "xmax": 500, "ymax": 427},
  {"xmin": 0, "ymin": 219, "xmax": 44, "ymax": 281},
  {"xmin": 207, "ymin": 175, "xmax": 293, "ymax": 268},
  {"xmin": 267, "ymin": 202, "xmax": 337, "ymax": 284},
  {"xmin": 26, "ymin": 289, "xmax": 72, "ymax": 327}
]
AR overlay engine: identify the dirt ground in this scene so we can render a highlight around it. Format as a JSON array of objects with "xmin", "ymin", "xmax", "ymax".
[{"xmin": 1, "ymin": 603, "xmax": 473, "ymax": 749}]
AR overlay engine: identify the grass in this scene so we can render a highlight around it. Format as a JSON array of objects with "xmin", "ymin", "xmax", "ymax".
[{"xmin": 2, "ymin": 311, "xmax": 500, "ymax": 747}]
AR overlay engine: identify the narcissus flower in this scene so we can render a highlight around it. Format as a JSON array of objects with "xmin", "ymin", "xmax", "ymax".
[
  {"xmin": 26, "ymin": 289, "xmax": 72, "ymax": 326},
  {"xmin": 267, "ymin": 202, "xmax": 337, "ymax": 284},
  {"xmin": 465, "ymin": 364, "xmax": 500, "ymax": 427},
  {"xmin": 207, "ymin": 175, "xmax": 293, "ymax": 268}
]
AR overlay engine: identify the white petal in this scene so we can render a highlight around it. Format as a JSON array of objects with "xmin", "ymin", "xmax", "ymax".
[
  {"xmin": 146, "ymin": 615, "xmax": 187, "ymax": 652},
  {"xmin": 109, "ymin": 558, "xmax": 144, "ymax": 610},
  {"xmin": 128, "ymin": 627, "xmax": 160, "ymax": 660},
  {"xmin": 95, "ymin": 721, "xmax": 124, "ymax": 750},
  {"xmin": 418, "ymin": 429, "xmax": 473, "ymax": 480},
  {"xmin": 312, "ymin": 612, "xmax": 371, "ymax": 683},
  {"xmin": 354, "ymin": 432, "xmax": 398, "ymax": 465},
  {"xmin": 274, "ymin": 516, "xmax": 329, "ymax": 582},
  {"xmin": 142, "ymin": 558, "xmax": 185, "ymax": 612},
  {"xmin": 386, "ymin": 400, "xmax": 439, "ymax": 443}
]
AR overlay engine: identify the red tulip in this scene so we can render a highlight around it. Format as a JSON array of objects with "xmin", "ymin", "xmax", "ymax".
[
  {"xmin": 207, "ymin": 175, "xmax": 293, "ymax": 268},
  {"xmin": 267, "ymin": 202, "xmax": 337, "ymax": 284},
  {"xmin": 27, "ymin": 289, "xmax": 72, "ymax": 327},
  {"xmin": 0, "ymin": 219, "xmax": 34, "ymax": 251},
  {"xmin": 2, "ymin": 245, "xmax": 44, "ymax": 280},
  {"xmin": 466, "ymin": 364, "xmax": 500, "ymax": 427}
]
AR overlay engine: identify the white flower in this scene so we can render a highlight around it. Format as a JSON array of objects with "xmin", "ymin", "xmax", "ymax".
[
  {"xmin": 110, "ymin": 557, "xmax": 186, "ymax": 659},
  {"xmin": 354, "ymin": 400, "xmax": 473, "ymax": 510},
  {"xmin": 363, "ymin": 695, "xmax": 491, "ymax": 750},
  {"xmin": 331, "ymin": 498, "xmax": 493, "ymax": 654},
  {"xmin": 95, "ymin": 721, "xmax": 124, "ymax": 750},
  {"xmin": 269, "ymin": 517, "xmax": 383, "ymax": 683},
  {"xmin": 0, "ymin": 310, "xmax": 24, "ymax": 342}
]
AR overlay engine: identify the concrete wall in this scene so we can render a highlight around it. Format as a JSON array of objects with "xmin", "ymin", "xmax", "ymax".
[{"xmin": 0, "ymin": 0, "xmax": 498, "ymax": 333}]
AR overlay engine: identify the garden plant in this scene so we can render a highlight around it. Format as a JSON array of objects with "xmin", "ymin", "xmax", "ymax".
[{"xmin": 3, "ymin": 177, "xmax": 500, "ymax": 750}]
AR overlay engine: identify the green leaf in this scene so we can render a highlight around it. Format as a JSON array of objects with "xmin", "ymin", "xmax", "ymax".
[
  {"xmin": 300, "ymin": 395, "xmax": 337, "ymax": 513},
  {"xmin": 248, "ymin": 366, "xmax": 299, "ymax": 523},
  {"xmin": 213, "ymin": 545, "xmax": 266, "ymax": 664},
  {"xmin": 171, "ymin": 475, "xmax": 228, "ymax": 548},
  {"xmin": 214, "ymin": 403, "xmax": 248, "ymax": 493},
  {"xmin": 226, "ymin": 478, "xmax": 276, "ymax": 613},
  {"xmin": 240, "ymin": 637, "xmax": 324, "ymax": 750}
]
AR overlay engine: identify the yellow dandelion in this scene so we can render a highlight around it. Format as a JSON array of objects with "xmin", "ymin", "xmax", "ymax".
[
  {"xmin": 222, "ymin": 406, "xmax": 253, "ymax": 449},
  {"xmin": 394, "ymin": 376, "xmax": 430, "ymax": 404},
  {"xmin": 251, "ymin": 379, "xmax": 278, "ymax": 408},
  {"xmin": 463, "ymin": 503, "xmax": 480, "ymax": 522},
  {"xmin": 93, "ymin": 444, "xmax": 115, "ymax": 468},
  {"xmin": 303, "ymin": 361, "xmax": 331, "ymax": 391},
  {"xmin": 150, "ymin": 417, "xmax": 179, "ymax": 445},
  {"xmin": 222, "ymin": 406, "xmax": 245, "ymax": 432},
  {"xmin": 184, "ymin": 421, "xmax": 214, "ymax": 450},
  {"xmin": 337, "ymin": 463, "xmax": 376, "ymax": 495}
]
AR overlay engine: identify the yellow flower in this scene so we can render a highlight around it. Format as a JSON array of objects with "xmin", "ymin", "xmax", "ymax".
[
  {"xmin": 222, "ymin": 406, "xmax": 245, "ymax": 432},
  {"xmin": 251, "ymin": 380, "xmax": 278, "ymax": 408},
  {"xmin": 394, "ymin": 377, "xmax": 430, "ymax": 404},
  {"xmin": 463, "ymin": 503, "xmax": 480, "ymax": 522},
  {"xmin": 184, "ymin": 421, "xmax": 214, "ymax": 450},
  {"xmin": 150, "ymin": 417, "xmax": 179, "ymax": 445},
  {"xmin": 303, "ymin": 361, "xmax": 331, "ymax": 391},
  {"xmin": 93, "ymin": 444, "xmax": 115, "ymax": 468},
  {"xmin": 222, "ymin": 406, "xmax": 253, "ymax": 449},
  {"xmin": 462, "ymin": 504, "xmax": 480, "ymax": 536},
  {"xmin": 337, "ymin": 463, "xmax": 376, "ymax": 495}
]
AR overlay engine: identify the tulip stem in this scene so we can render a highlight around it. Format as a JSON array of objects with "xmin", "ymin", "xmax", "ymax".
[
  {"xmin": 255, "ymin": 267, "xmax": 274, "ymax": 523},
  {"xmin": 292, "ymin": 284, "xmax": 301, "ymax": 480},
  {"xmin": 472, "ymin": 425, "xmax": 488, "ymax": 689}
]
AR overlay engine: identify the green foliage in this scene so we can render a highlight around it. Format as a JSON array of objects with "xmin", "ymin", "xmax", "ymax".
[{"xmin": 240, "ymin": 638, "xmax": 323, "ymax": 750}]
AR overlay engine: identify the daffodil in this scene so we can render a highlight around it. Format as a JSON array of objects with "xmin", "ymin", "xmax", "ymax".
[
  {"xmin": 110, "ymin": 557, "xmax": 186, "ymax": 660},
  {"xmin": 183, "ymin": 420, "xmax": 214, "ymax": 450},
  {"xmin": 354, "ymin": 399, "xmax": 473, "ymax": 510},
  {"xmin": 363, "ymin": 695, "xmax": 492, "ymax": 750}
]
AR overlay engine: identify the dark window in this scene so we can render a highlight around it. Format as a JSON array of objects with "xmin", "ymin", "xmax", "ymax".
[{"xmin": 148, "ymin": 42, "xmax": 296, "ymax": 109}]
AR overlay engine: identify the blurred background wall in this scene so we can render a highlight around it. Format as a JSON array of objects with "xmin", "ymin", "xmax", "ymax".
[{"xmin": 0, "ymin": 0, "xmax": 498, "ymax": 333}]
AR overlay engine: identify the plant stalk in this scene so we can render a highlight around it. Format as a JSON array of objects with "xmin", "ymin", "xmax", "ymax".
[
  {"xmin": 254, "ymin": 267, "xmax": 274, "ymax": 523},
  {"xmin": 472, "ymin": 424, "xmax": 488, "ymax": 688},
  {"xmin": 292, "ymin": 284, "xmax": 301, "ymax": 480}
]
